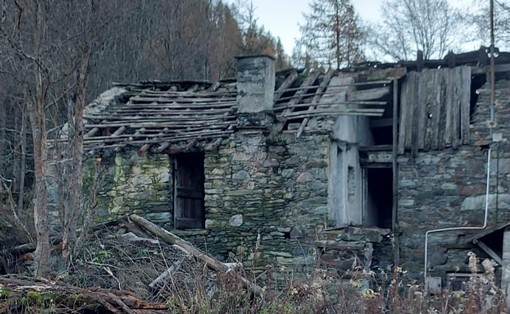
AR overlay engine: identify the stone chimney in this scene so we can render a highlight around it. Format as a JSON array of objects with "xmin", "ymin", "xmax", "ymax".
[{"xmin": 236, "ymin": 55, "xmax": 275, "ymax": 127}]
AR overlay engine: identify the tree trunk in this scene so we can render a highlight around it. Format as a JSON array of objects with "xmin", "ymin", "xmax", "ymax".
[
  {"xmin": 0, "ymin": 99, "xmax": 5, "ymax": 190},
  {"xmin": 62, "ymin": 54, "xmax": 89, "ymax": 263},
  {"xmin": 17, "ymin": 108, "xmax": 27, "ymax": 214},
  {"xmin": 28, "ymin": 100, "xmax": 50, "ymax": 278}
]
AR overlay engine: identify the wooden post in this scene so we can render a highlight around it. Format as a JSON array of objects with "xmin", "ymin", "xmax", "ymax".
[
  {"xmin": 416, "ymin": 50, "xmax": 424, "ymax": 72},
  {"xmin": 392, "ymin": 79, "xmax": 400, "ymax": 266},
  {"xmin": 478, "ymin": 46, "xmax": 489, "ymax": 66},
  {"xmin": 447, "ymin": 51, "xmax": 456, "ymax": 68}
]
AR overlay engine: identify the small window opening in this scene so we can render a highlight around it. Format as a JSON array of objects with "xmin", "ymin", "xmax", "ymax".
[
  {"xmin": 173, "ymin": 152, "xmax": 205, "ymax": 229},
  {"xmin": 371, "ymin": 125, "xmax": 393, "ymax": 145},
  {"xmin": 347, "ymin": 166, "xmax": 356, "ymax": 204}
]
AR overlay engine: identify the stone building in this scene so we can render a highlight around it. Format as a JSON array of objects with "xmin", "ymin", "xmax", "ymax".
[{"xmin": 64, "ymin": 50, "xmax": 510, "ymax": 289}]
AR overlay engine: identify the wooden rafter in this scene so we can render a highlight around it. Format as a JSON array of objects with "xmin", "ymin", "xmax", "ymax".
[
  {"xmin": 296, "ymin": 70, "xmax": 336, "ymax": 137},
  {"xmin": 276, "ymin": 71, "xmax": 321, "ymax": 132},
  {"xmin": 274, "ymin": 70, "xmax": 298, "ymax": 102},
  {"xmin": 82, "ymin": 69, "xmax": 393, "ymax": 153}
]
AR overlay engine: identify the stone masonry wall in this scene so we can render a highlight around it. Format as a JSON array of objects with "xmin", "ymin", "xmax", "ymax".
[
  {"xmin": 203, "ymin": 131, "xmax": 330, "ymax": 272},
  {"xmin": 81, "ymin": 124, "xmax": 391, "ymax": 278},
  {"xmin": 86, "ymin": 151, "xmax": 172, "ymax": 224},
  {"xmin": 398, "ymin": 80, "xmax": 510, "ymax": 279}
]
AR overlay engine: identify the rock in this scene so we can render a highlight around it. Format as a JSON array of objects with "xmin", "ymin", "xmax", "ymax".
[
  {"xmin": 268, "ymin": 251, "xmax": 293, "ymax": 258},
  {"xmin": 441, "ymin": 183, "xmax": 457, "ymax": 190},
  {"xmin": 205, "ymin": 219, "xmax": 222, "ymax": 229},
  {"xmin": 145, "ymin": 212, "xmax": 172, "ymax": 223},
  {"xmin": 296, "ymin": 172, "xmax": 313, "ymax": 183},
  {"xmin": 285, "ymin": 156, "xmax": 300, "ymax": 166},
  {"xmin": 229, "ymin": 214, "xmax": 243, "ymax": 227},
  {"xmin": 212, "ymin": 168, "xmax": 224, "ymax": 175},
  {"xmin": 290, "ymin": 226, "xmax": 306, "ymax": 239},
  {"xmin": 233, "ymin": 170, "xmax": 250, "ymax": 180},
  {"xmin": 281, "ymin": 169, "xmax": 294, "ymax": 178},
  {"xmin": 292, "ymin": 246, "xmax": 305, "ymax": 256},
  {"xmin": 398, "ymin": 199, "xmax": 415, "ymax": 206},
  {"xmin": 461, "ymin": 194, "xmax": 510, "ymax": 211}
]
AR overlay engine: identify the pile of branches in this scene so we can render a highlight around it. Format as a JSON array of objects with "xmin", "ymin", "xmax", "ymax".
[
  {"xmin": 0, "ymin": 215, "xmax": 262, "ymax": 313},
  {"xmin": 0, "ymin": 275, "xmax": 167, "ymax": 313}
]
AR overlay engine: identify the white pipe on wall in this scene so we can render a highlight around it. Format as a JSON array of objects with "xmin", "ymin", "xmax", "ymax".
[{"xmin": 423, "ymin": 147, "xmax": 492, "ymax": 284}]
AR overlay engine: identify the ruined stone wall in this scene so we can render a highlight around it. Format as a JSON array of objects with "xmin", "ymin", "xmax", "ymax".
[
  {"xmin": 85, "ymin": 151, "xmax": 172, "ymax": 224},
  {"xmin": 80, "ymin": 126, "xmax": 389, "ymax": 277},
  {"xmin": 203, "ymin": 131, "xmax": 331, "ymax": 272},
  {"xmin": 398, "ymin": 147, "xmax": 489, "ymax": 277},
  {"xmin": 398, "ymin": 80, "xmax": 510, "ymax": 278}
]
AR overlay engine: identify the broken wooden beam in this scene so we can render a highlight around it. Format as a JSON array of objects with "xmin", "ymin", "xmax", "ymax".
[
  {"xmin": 129, "ymin": 214, "xmax": 264, "ymax": 295},
  {"xmin": 149, "ymin": 258, "xmax": 184, "ymax": 291},
  {"xmin": 274, "ymin": 70, "xmax": 298, "ymax": 102},
  {"xmin": 296, "ymin": 69, "xmax": 336, "ymax": 138},
  {"xmin": 346, "ymin": 86, "xmax": 390, "ymax": 101}
]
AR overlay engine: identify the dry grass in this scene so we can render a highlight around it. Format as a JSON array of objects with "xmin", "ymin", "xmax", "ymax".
[
  {"xmin": 6, "ymin": 226, "xmax": 508, "ymax": 313},
  {"xmin": 67, "ymin": 232, "xmax": 508, "ymax": 313}
]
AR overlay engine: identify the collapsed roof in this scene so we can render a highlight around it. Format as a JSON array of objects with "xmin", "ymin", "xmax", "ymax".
[{"xmin": 80, "ymin": 48, "xmax": 510, "ymax": 155}]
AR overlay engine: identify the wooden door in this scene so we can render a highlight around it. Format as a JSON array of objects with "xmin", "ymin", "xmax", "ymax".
[{"xmin": 174, "ymin": 153, "xmax": 205, "ymax": 229}]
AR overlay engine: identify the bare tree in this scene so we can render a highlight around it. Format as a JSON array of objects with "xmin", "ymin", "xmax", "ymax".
[
  {"xmin": 467, "ymin": 0, "xmax": 510, "ymax": 50},
  {"xmin": 0, "ymin": 0, "xmax": 256, "ymax": 277},
  {"xmin": 294, "ymin": 0, "xmax": 365, "ymax": 69},
  {"xmin": 0, "ymin": 0, "xmax": 53, "ymax": 277},
  {"xmin": 0, "ymin": 0, "xmax": 105, "ymax": 276},
  {"xmin": 369, "ymin": 0, "xmax": 464, "ymax": 61}
]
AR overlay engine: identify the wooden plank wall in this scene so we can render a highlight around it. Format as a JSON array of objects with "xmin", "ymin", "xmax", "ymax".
[{"xmin": 398, "ymin": 66, "xmax": 471, "ymax": 154}]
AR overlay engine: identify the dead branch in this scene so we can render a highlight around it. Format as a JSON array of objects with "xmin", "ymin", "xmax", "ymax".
[
  {"xmin": 0, "ymin": 275, "xmax": 168, "ymax": 313},
  {"xmin": 129, "ymin": 214, "xmax": 264, "ymax": 295},
  {"xmin": 149, "ymin": 258, "xmax": 184, "ymax": 291}
]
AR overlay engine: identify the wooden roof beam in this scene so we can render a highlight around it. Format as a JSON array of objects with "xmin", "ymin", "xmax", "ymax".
[
  {"xmin": 156, "ymin": 141, "xmax": 171, "ymax": 153},
  {"xmin": 296, "ymin": 69, "xmax": 336, "ymax": 138},
  {"xmin": 85, "ymin": 127, "xmax": 100, "ymax": 138},
  {"xmin": 346, "ymin": 86, "xmax": 390, "ymax": 101},
  {"xmin": 282, "ymin": 71, "xmax": 321, "ymax": 112},
  {"xmin": 111, "ymin": 126, "xmax": 127, "ymax": 137},
  {"xmin": 274, "ymin": 70, "xmax": 298, "ymax": 102},
  {"xmin": 281, "ymin": 108, "xmax": 385, "ymax": 119}
]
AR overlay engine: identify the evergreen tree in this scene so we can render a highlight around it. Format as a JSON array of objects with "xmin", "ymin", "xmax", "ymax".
[
  {"xmin": 230, "ymin": 0, "xmax": 291, "ymax": 70},
  {"xmin": 294, "ymin": 0, "xmax": 365, "ymax": 69}
]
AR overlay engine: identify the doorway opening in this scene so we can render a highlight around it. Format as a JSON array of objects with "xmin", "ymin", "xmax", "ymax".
[
  {"xmin": 173, "ymin": 152, "xmax": 205, "ymax": 229},
  {"xmin": 363, "ymin": 167, "xmax": 393, "ymax": 228}
]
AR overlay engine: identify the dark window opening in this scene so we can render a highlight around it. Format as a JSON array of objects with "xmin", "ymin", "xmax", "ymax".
[
  {"xmin": 367, "ymin": 81, "xmax": 396, "ymax": 146},
  {"xmin": 173, "ymin": 152, "xmax": 205, "ymax": 229},
  {"xmin": 371, "ymin": 125, "xmax": 393, "ymax": 145},
  {"xmin": 477, "ymin": 229, "xmax": 504, "ymax": 258},
  {"xmin": 365, "ymin": 167, "xmax": 393, "ymax": 228}
]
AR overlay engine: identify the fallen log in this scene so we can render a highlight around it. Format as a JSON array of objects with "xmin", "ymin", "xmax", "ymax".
[
  {"xmin": 0, "ymin": 275, "xmax": 168, "ymax": 313},
  {"xmin": 0, "ymin": 243, "xmax": 36, "ymax": 256},
  {"xmin": 129, "ymin": 214, "xmax": 264, "ymax": 295}
]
